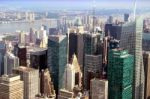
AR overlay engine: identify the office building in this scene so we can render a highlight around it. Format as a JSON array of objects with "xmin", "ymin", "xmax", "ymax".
[
  {"xmin": 30, "ymin": 47, "xmax": 47, "ymax": 71},
  {"xmin": 124, "ymin": 13, "xmax": 129, "ymax": 22},
  {"xmin": 19, "ymin": 31, "xmax": 26, "ymax": 44},
  {"xmin": 40, "ymin": 69, "xmax": 56, "ymax": 98},
  {"xmin": 13, "ymin": 66, "xmax": 39, "ymax": 99},
  {"xmin": 108, "ymin": 16, "xmax": 113, "ymax": 24},
  {"xmin": 0, "ymin": 74, "xmax": 24, "ymax": 99},
  {"xmin": 69, "ymin": 33, "xmax": 84, "ymax": 69},
  {"xmin": 84, "ymin": 54, "xmax": 102, "ymax": 90},
  {"xmin": 48, "ymin": 35, "xmax": 67, "ymax": 93},
  {"xmin": 4, "ymin": 52, "xmax": 19, "ymax": 75},
  {"xmin": 142, "ymin": 33, "xmax": 150, "ymax": 51},
  {"xmin": 63, "ymin": 64, "xmax": 75, "ymax": 91},
  {"xmin": 108, "ymin": 49, "xmax": 134, "ymax": 99},
  {"xmin": 143, "ymin": 52, "xmax": 150, "ymax": 99},
  {"xmin": 83, "ymin": 33, "xmax": 102, "ymax": 55},
  {"xmin": 14, "ymin": 44, "xmax": 27, "ymax": 66},
  {"xmin": 0, "ymin": 41, "xmax": 6, "ymax": 75},
  {"xmin": 90, "ymin": 79, "xmax": 108, "ymax": 99},
  {"xmin": 120, "ymin": 18, "xmax": 145, "ymax": 99},
  {"xmin": 105, "ymin": 24, "xmax": 122, "ymax": 39}
]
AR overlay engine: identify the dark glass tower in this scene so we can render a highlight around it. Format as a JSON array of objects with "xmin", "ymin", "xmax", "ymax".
[{"xmin": 48, "ymin": 35, "xmax": 67, "ymax": 93}]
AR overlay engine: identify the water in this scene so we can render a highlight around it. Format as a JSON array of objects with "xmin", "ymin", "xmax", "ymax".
[{"xmin": 0, "ymin": 19, "xmax": 57, "ymax": 34}]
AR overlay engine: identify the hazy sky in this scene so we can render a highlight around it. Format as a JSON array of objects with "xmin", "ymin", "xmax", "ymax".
[{"xmin": 0, "ymin": 0, "xmax": 149, "ymax": 10}]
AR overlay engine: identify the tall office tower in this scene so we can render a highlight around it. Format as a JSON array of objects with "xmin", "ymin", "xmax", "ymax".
[
  {"xmin": 63, "ymin": 64, "xmax": 75, "ymax": 91},
  {"xmin": 108, "ymin": 16, "xmax": 113, "ymax": 24},
  {"xmin": 40, "ymin": 69, "xmax": 56, "ymax": 98},
  {"xmin": 49, "ymin": 28, "xmax": 58, "ymax": 35},
  {"xmin": 84, "ymin": 54, "xmax": 102, "ymax": 90},
  {"xmin": 124, "ymin": 13, "xmax": 129, "ymax": 22},
  {"xmin": 142, "ymin": 33, "xmax": 150, "ymax": 51},
  {"xmin": 13, "ymin": 66, "xmax": 39, "ymax": 99},
  {"xmin": 69, "ymin": 32, "xmax": 84, "ymax": 69},
  {"xmin": 30, "ymin": 47, "xmax": 47, "ymax": 71},
  {"xmin": 104, "ymin": 24, "xmax": 122, "ymax": 39},
  {"xmin": 4, "ymin": 52, "xmax": 19, "ymax": 75},
  {"xmin": 143, "ymin": 52, "xmax": 150, "ymax": 99},
  {"xmin": 29, "ymin": 28, "xmax": 36, "ymax": 43},
  {"xmin": 0, "ymin": 74, "xmax": 24, "ymax": 99},
  {"xmin": 90, "ymin": 79, "xmax": 108, "ymax": 99},
  {"xmin": 48, "ymin": 35, "xmax": 67, "ymax": 93},
  {"xmin": 108, "ymin": 49, "xmax": 134, "ymax": 99},
  {"xmin": 120, "ymin": 18, "xmax": 145, "ymax": 99},
  {"xmin": 19, "ymin": 31, "xmax": 26, "ymax": 44},
  {"xmin": 39, "ymin": 25, "xmax": 48, "ymax": 48},
  {"xmin": 14, "ymin": 44, "xmax": 27, "ymax": 66},
  {"xmin": 0, "ymin": 41, "xmax": 6, "ymax": 75},
  {"xmin": 83, "ymin": 33, "xmax": 102, "ymax": 55}
]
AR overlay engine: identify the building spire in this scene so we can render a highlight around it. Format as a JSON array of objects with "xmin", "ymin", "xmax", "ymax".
[
  {"xmin": 92, "ymin": 0, "xmax": 96, "ymax": 33},
  {"xmin": 133, "ymin": 0, "xmax": 137, "ymax": 20}
]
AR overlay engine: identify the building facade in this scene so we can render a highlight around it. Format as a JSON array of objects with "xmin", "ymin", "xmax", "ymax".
[
  {"xmin": 120, "ymin": 18, "xmax": 145, "ymax": 99},
  {"xmin": 13, "ymin": 66, "xmax": 39, "ymax": 99},
  {"xmin": 90, "ymin": 79, "xmax": 108, "ymax": 99},
  {"xmin": 48, "ymin": 35, "xmax": 67, "ymax": 93},
  {"xmin": 108, "ymin": 49, "xmax": 134, "ymax": 99},
  {"xmin": 143, "ymin": 52, "xmax": 150, "ymax": 99},
  {"xmin": 0, "ymin": 75, "xmax": 24, "ymax": 99}
]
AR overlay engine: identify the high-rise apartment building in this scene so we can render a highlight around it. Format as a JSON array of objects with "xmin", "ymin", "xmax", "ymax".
[
  {"xmin": 48, "ymin": 35, "xmax": 67, "ymax": 93},
  {"xmin": 13, "ymin": 66, "xmax": 39, "ymax": 99},
  {"xmin": 90, "ymin": 79, "xmax": 108, "ymax": 99},
  {"xmin": 120, "ymin": 18, "xmax": 145, "ymax": 99},
  {"xmin": 108, "ymin": 49, "xmax": 134, "ymax": 99},
  {"xmin": 0, "ymin": 74, "xmax": 24, "ymax": 99}
]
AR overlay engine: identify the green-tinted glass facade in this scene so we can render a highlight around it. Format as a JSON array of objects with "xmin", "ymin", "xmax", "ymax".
[
  {"xmin": 108, "ymin": 49, "xmax": 134, "ymax": 99},
  {"xmin": 48, "ymin": 36, "xmax": 67, "ymax": 93}
]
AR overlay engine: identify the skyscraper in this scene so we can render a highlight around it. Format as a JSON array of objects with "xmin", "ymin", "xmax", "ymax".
[
  {"xmin": 90, "ymin": 78, "xmax": 108, "ymax": 99},
  {"xmin": 0, "ymin": 74, "xmax": 24, "ymax": 99},
  {"xmin": 4, "ymin": 52, "xmax": 19, "ymax": 75},
  {"xmin": 143, "ymin": 52, "xmax": 150, "ymax": 99},
  {"xmin": 63, "ymin": 64, "xmax": 75, "ymax": 91},
  {"xmin": 69, "ymin": 33, "xmax": 84, "ymax": 69},
  {"xmin": 108, "ymin": 49, "xmax": 134, "ymax": 99},
  {"xmin": 14, "ymin": 44, "xmax": 27, "ymax": 66},
  {"xmin": 30, "ymin": 47, "xmax": 47, "ymax": 71},
  {"xmin": 84, "ymin": 54, "xmax": 102, "ymax": 90},
  {"xmin": 13, "ymin": 66, "xmax": 39, "ymax": 99},
  {"xmin": 124, "ymin": 13, "xmax": 129, "ymax": 22},
  {"xmin": 120, "ymin": 18, "xmax": 145, "ymax": 99},
  {"xmin": 48, "ymin": 35, "xmax": 67, "ymax": 93},
  {"xmin": 40, "ymin": 69, "xmax": 56, "ymax": 98},
  {"xmin": 0, "ymin": 41, "xmax": 6, "ymax": 75},
  {"xmin": 104, "ymin": 24, "xmax": 122, "ymax": 40}
]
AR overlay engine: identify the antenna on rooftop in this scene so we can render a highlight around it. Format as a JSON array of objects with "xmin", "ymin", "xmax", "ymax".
[
  {"xmin": 92, "ymin": 0, "xmax": 96, "ymax": 33},
  {"xmin": 133, "ymin": 0, "xmax": 137, "ymax": 20}
]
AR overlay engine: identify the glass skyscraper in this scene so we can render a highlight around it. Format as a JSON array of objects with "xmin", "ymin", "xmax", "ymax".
[
  {"xmin": 48, "ymin": 35, "xmax": 67, "ymax": 93},
  {"xmin": 120, "ymin": 18, "xmax": 145, "ymax": 99}
]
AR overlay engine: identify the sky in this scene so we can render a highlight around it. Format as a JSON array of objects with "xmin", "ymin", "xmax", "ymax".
[{"xmin": 0, "ymin": 0, "xmax": 150, "ymax": 11}]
